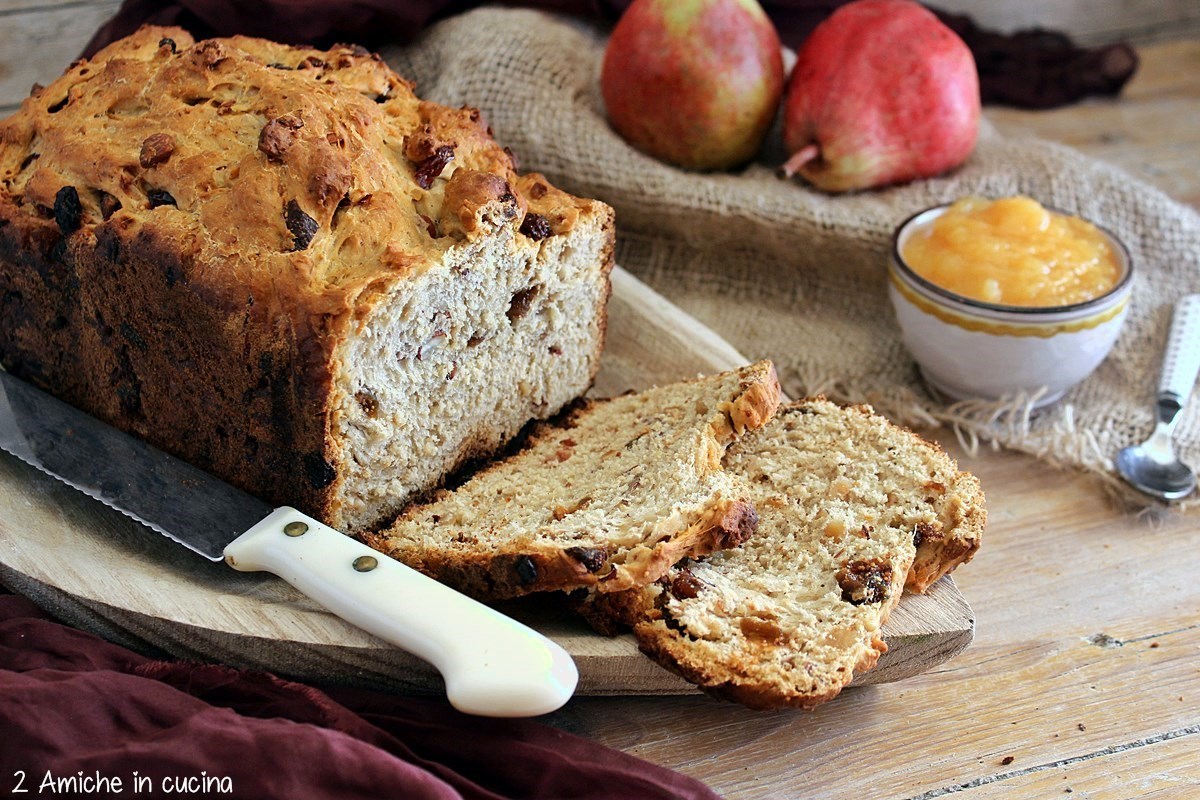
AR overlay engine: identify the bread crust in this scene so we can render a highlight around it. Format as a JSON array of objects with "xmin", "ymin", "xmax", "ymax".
[
  {"xmin": 0, "ymin": 27, "xmax": 614, "ymax": 529},
  {"xmin": 634, "ymin": 629, "xmax": 885, "ymax": 712},
  {"xmin": 585, "ymin": 202, "xmax": 617, "ymax": 389}
]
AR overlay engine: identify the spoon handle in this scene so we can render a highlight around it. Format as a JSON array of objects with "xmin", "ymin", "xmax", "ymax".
[{"xmin": 1160, "ymin": 294, "xmax": 1200, "ymax": 407}]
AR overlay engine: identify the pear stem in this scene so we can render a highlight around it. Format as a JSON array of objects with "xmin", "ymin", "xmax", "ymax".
[{"xmin": 780, "ymin": 144, "xmax": 820, "ymax": 178}]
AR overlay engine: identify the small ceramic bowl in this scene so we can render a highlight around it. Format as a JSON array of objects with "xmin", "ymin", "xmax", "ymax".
[{"xmin": 889, "ymin": 203, "xmax": 1134, "ymax": 409}]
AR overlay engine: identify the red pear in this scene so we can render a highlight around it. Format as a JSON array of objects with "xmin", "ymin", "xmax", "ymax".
[
  {"xmin": 781, "ymin": 0, "xmax": 980, "ymax": 192},
  {"xmin": 602, "ymin": 0, "xmax": 784, "ymax": 171}
]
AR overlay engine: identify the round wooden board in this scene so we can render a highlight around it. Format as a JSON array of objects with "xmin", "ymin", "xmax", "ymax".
[{"xmin": 0, "ymin": 268, "xmax": 974, "ymax": 696}]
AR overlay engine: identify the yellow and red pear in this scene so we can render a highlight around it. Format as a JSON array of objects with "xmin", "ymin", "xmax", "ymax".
[
  {"xmin": 782, "ymin": 0, "xmax": 980, "ymax": 192},
  {"xmin": 601, "ymin": 0, "xmax": 785, "ymax": 171}
]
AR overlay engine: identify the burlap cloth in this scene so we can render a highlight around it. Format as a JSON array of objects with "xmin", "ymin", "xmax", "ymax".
[{"xmin": 385, "ymin": 7, "xmax": 1200, "ymax": 510}]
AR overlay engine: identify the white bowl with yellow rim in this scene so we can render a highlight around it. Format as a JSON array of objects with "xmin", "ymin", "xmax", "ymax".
[{"xmin": 889, "ymin": 202, "xmax": 1133, "ymax": 408}]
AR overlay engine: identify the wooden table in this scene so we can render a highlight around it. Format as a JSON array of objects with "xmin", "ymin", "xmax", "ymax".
[
  {"xmin": 540, "ymin": 40, "xmax": 1200, "ymax": 798},
  {"xmin": 0, "ymin": 8, "xmax": 1197, "ymax": 796}
]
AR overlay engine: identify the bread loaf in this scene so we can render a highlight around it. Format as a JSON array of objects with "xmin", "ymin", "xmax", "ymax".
[
  {"xmin": 582, "ymin": 399, "xmax": 985, "ymax": 709},
  {"xmin": 0, "ymin": 27, "xmax": 614, "ymax": 533},
  {"xmin": 366, "ymin": 362, "xmax": 781, "ymax": 598}
]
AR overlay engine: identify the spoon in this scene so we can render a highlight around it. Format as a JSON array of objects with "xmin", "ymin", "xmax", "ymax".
[{"xmin": 1116, "ymin": 294, "xmax": 1200, "ymax": 501}]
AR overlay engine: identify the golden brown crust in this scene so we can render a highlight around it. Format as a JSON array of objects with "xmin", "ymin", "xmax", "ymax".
[
  {"xmin": 572, "ymin": 582, "xmax": 653, "ymax": 636},
  {"xmin": 726, "ymin": 363, "xmax": 782, "ymax": 436},
  {"xmin": 0, "ymin": 26, "xmax": 614, "ymax": 526},
  {"xmin": 703, "ymin": 681, "xmax": 844, "ymax": 712},
  {"xmin": 437, "ymin": 169, "xmax": 519, "ymax": 239},
  {"xmin": 904, "ymin": 444, "xmax": 985, "ymax": 593},
  {"xmin": 583, "ymin": 203, "xmax": 616, "ymax": 389}
]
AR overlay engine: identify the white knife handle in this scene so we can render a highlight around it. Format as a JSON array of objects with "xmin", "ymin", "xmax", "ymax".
[
  {"xmin": 223, "ymin": 507, "xmax": 577, "ymax": 717},
  {"xmin": 1160, "ymin": 294, "xmax": 1200, "ymax": 406}
]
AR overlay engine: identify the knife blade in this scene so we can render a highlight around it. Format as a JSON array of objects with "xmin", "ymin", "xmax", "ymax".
[{"xmin": 0, "ymin": 370, "xmax": 577, "ymax": 717}]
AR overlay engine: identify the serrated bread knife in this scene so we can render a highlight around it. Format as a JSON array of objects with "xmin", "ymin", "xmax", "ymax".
[{"xmin": 0, "ymin": 370, "xmax": 577, "ymax": 717}]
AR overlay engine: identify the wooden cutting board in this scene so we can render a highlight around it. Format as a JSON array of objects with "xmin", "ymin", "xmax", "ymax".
[{"xmin": 0, "ymin": 267, "xmax": 973, "ymax": 696}]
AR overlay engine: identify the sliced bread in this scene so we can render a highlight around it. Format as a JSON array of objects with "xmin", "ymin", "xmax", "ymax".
[
  {"xmin": 365, "ymin": 361, "xmax": 781, "ymax": 599},
  {"xmin": 582, "ymin": 398, "xmax": 985, "ymax": 710},
  {"xmin": 0, "ymin": 27, "xmax": 616, "ymax": 536}
]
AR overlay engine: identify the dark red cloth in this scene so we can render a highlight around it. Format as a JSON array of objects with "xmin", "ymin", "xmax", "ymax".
[
  {"xmin": 82, "ymin": 0, "xmax": 1137, "ymax": 110},
  {"xmin": 0, "ymin": 594, "xmax": 719, "ymax": 800}
]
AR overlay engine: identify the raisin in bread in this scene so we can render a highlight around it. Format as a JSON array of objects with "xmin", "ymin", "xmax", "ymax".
[
  {"xmin": 0, "ymin": 27, "xmax": 613, "ymax": 534},
  {"xmin": 583, "ymin": 399, "xmax": 985, "ymax": 710},
  {"xmin": 365, "ymin": 362, "xmax": 781, "ymax": 598}
]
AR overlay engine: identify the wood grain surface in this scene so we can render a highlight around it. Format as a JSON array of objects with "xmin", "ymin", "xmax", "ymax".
[{"xmin": 0, "ymin": 266, "xmax": 974, "ymax": 697}]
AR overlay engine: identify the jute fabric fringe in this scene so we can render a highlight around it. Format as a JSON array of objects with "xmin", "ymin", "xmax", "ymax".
[{"xmin": 386, "ymin": 8, "xmax": 1200, "ymax": 510}]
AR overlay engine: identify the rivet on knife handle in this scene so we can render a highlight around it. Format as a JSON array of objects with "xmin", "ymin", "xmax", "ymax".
[{"xmin": 223, "ymin": 507, "xmax": 578, "ymax": 717}]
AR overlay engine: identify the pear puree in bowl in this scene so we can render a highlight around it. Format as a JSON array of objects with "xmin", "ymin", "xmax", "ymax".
[{"xmin": 901, "ymin": 196, "xmax": 1122, "ymax": 307}]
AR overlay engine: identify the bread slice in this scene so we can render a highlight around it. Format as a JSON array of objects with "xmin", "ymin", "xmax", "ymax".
[
  {"xmin": 365, "ymin": 361, "xmax": 781, "ymax": 599},
  {"xmin": 582, "ymin": 399, "xmax": 985, "ymax": 710}
]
